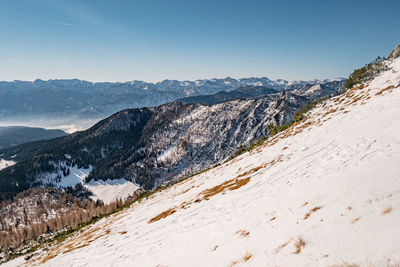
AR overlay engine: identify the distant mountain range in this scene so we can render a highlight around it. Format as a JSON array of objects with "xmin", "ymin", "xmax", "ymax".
[
  {"xmin": 0, "ymin": 126, "xmax": 67, "ymax": 149},
  {"xmin": 177, "ymin": 80, "xmax": 344, "ymax": 105},
  {"xmin": 0, "ymin": 77, "xmax": 344, "ymax": 128}
]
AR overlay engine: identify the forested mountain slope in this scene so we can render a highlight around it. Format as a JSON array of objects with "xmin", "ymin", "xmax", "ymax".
[{"xmin": 0, "ymin": 92, "xmax": 310, "ymax": 200}]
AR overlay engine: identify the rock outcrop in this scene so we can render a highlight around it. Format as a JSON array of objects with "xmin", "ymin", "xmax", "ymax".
[{"xmin": 389, "ymin": 42, "xmax": 400, "ymax": 59}]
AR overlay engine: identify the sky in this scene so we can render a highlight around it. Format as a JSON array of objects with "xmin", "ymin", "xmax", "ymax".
[{"xmin": 0, "ymin": 0, "xmax": 399, "ymax": 83}]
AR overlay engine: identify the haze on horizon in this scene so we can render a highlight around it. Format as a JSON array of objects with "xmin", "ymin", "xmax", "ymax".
[{"xmin": 0, "ymin": 0, "xmax": 399, "ymax": 83}]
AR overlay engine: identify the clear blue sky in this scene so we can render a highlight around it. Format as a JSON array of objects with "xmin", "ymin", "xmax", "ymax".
[{"xmin": 0, "ymin": 0, "xmax": 399, "ymax": 82}]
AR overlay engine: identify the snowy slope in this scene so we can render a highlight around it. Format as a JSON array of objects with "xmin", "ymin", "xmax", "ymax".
[
  {"xmin": 35, "ymin": 162, "xmax": 139, "ymax": 204},
  {"xmin": 85, "ymin": 179, "xmax": 140, "ymax": 205},
  {"xmin": 0, "ymin": 159, "xmax": 15, "ymax": 171},
  {"xmin": 6, "ymin": 58, "xmax": 400, "ymax": 266}
]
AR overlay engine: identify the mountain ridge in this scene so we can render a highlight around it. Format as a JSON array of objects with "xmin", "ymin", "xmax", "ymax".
[
  {"xmin": 0, "ymin": 126, "xmax": 67, "ymax": 149},
  {"xmin": 0, "ymin": 77, "xmax": 344, "ymax": 132}
]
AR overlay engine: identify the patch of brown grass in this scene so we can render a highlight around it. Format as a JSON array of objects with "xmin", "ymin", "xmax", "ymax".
[
  {"xmin": 243, "ymin": 252, "xmax": 252, "ymax": 262},
  {"xmin": 293, "ymin": 237, "xmax": 306, "ymax": 254},
  {"xmin": 40, "ymin": 253, "xmax": 58, "ymax": 264},
  {"xmin": 148, "ymin": 208, "xmax": 177, "ymax": 223},
  {"xmin": 276, "ymin": 239, "xmax": 291, "ymax": 253},
  {"xmin": 375, "ymin": 85, "xmax": 395, "ymax": 95},
  {"xmin": 230, "ymin": 260, "xmax": 239, "ymax": 266},
  {"xmin": 354, "ymin": 84, "xmax": 365, "ymax": 90},
  {"xmin": 230, "ymin": 252, "xmax": 252, "ymax": 266},
  {"xmin": 237, "ymin": 165, "xmax": 265, "ymax": 178},
  {"xmin": 351, "ymin": 217, "xmax": 360, "ymax": 224},
  {"xmin": 62, "ymin": 243, "xmax": 90, "ymax": 254},
  {"xmin": 235, "ymin": 229, "xmax": 250, "ymax": 238},
  {"xmin": 199, "ymin": 177, "xmax": 250, "ymax": 200},
  {"xmin": 119, "ymin": 231, "xmax": 127, "ymax": 235},
  {"xmin": 304, "ymin": 206, "xmax": 322, "ymax": 219},
  {"xmin": 381, "ymin": 206, "xmax": 392, "ymax": 215},
  {"xmin": 329, "ymin": 262, "xmax": 360, "ymax": 267},
  {"xmin": 350, "ymin": 97, "xmax": 362, "ymax": 104},
  {"xmin": 174, "ymin": 185, "xmax": 196, "ymax": 197}
]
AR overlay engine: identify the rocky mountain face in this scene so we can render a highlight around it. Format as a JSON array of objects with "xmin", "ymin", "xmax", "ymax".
[
  {"xmin": 290, "ymin": 80, "xmax": 345, "ymax": 99},
  {"xmin": 389, "ymin": 42, "xmax": 400, "ymax": 59},
  {"xmin": 0, "ymin": 77, "xmax": 343, "ymax": 125},
  {"xmin": 0, "ymin": 91, "xmax": 310, "ymax": 200}
]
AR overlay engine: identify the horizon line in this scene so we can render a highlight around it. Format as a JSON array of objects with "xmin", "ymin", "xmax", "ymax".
[{"xmin": 0, "ymin": 76, "xmax": 346, "ymax": 85}]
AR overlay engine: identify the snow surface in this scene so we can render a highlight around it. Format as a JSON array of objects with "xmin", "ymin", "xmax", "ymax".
[
  {"xmin": 6, "ymin": 58, "xmax": 400, "ymax": 266},
  {"xmin": 0, "ymin": 159, "xmax": 15, "ymax": 170},
  {"xmin": 57, "ymin": 165, "xmax": 92, "ymax": 188},
  {"xmin": 34, "ymin": 162, "xmax": 139, "ymax": 205},
  {"xmin": 157, "ymin": 145, "xmax": 177, "ymax": 162},
  {"xmin": 36, "ymin": 162, "xmax": 93, "ymax": 188},
  {"xmin": 85, "ymin": 179, "xmax": 140, "ymax": 205}
]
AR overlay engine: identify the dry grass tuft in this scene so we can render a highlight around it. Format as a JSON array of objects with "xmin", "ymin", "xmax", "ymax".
[
  {"xmin": 40, "ymin": 253, "xmax": 58, "ymax": 264},
  {"xmin": 235, "ymin": 229, "xmax": 250, "ymax": 238},
  {"xmin": 351, "ymin": 217, "xmax": 360, "ymax": 224},
  {"xmin": 304, "ymin": 206, "xmax": 322, "ymax": 219},
  {"xmin": 329, "ymin": 262, "xmax": 360, "ymax": 267},
  {"xmin": 243, "ymin": 252, "xmax": 252, "ymax": 262},
  {"xmin": 276, "ymin": 239, "xmax": 291, "ymax": 253},
  {"xmin": 119, "ymin": 231, "xmax": 128, "ymax": 235},
  {"xmin": 148, "ymin": 208, "xmax": 177, "ymax": 223},
  {"xmin": 230, "ymin": 260, "xmax": 239, "ymax": 266},
  {"xmin": 237, "ymin": 165, "xmax": 265, "ymax": 178},
  {"xmin": 62, "ymin": 243, "xmax": 90, "ymax": 254},
  {"xmin": 294, "ymin": 237, "xmax": 306, "ymax": 254},
  {"xmin": 375, "ymin": 85, "xmax": 395, "ymax": 95},
  {"xmin": 381, "ymin": 206, "xmax": 392, "ymax": 215},
  {"xmin": 230, "ymin": 252, "xmax": 252, "ymax": 266},
  {"xmin": 199, "ymin": 177, "xmax": 250, "ymax": 201}
]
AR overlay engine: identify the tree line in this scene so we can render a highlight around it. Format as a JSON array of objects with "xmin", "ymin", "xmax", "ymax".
[{"xmin": 0, "ymin": 187, "xmax": 136, "ymax": 262}]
